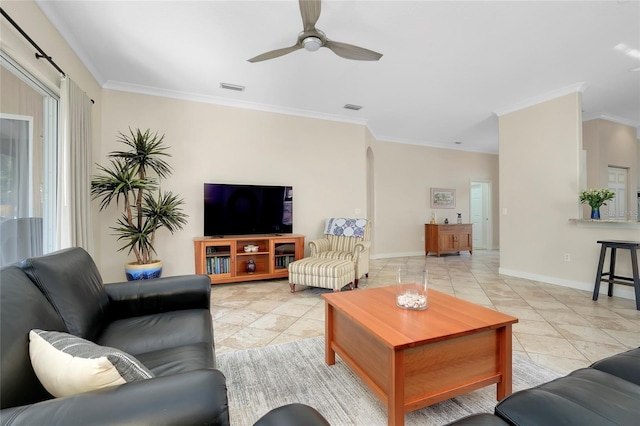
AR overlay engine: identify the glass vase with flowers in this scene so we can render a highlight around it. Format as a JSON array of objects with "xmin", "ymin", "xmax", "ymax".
[{"xmin": 579, "ymin": 188, "xmax": 615, "ymax": 220}]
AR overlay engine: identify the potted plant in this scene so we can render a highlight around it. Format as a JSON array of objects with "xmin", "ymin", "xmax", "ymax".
[
  {"xmin": 579, "ymin": 188, "xmax": 615, "ymax": 220},
  {"xmin": 91, "ymin": 128, "xmax": 188, "ymax": 280}
]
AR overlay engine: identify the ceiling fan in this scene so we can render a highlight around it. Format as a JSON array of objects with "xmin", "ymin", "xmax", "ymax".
[{"xmin": 248, "ymin": 0, "xmax": 383, "ymax": 63}]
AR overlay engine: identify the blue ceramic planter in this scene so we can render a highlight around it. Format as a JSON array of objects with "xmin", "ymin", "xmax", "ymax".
[{"xmin": 125, "ymin": 261, "xmax": 163, "ymax": 281}]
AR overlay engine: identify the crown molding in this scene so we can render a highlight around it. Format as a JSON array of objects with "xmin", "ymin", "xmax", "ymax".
[
  {"xmin": 493, "ymin": 82, "xmax": 588, "ymax": 117},
  {"xmin": 371, "ymin": 132, "xmax": 498, "ymax": 155},
  {"xmin": 582, "ymin": 112, "xmax": 640, "ymax": 129},
  {"xmin": 102, "ymin": 80, "xmax": 369, "ymax": 126}
]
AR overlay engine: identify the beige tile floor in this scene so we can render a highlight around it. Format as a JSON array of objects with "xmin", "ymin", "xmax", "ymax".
[{"xmin": 211, "ymin": 250, "xmax": 640, "ymax": 375}]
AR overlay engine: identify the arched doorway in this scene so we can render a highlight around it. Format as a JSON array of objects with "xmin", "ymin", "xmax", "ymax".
[{"xmin": 366, "ymin": 147, "xmax": 375, "ymax": 255}]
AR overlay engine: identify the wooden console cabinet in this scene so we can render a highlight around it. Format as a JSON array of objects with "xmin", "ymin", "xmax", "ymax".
[
  {"xmin": 194, "ymin": 234, "xmax": 305, "ymax": 284},
  {"xmin": 425, "ymin": 224, "xmax": 472, "ymax": 257}
]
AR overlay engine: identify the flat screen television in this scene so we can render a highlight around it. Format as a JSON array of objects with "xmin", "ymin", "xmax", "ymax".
[{"xmin": 204, "ymin": 183, "xmax": 293, "ymax": 237}]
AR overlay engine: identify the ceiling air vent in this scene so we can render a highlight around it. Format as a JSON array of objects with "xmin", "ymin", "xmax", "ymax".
[
  {"xmin": 220, "ymin": 83, "xmax": 245, "ymax": 92},
  {"xmin": 344, "ymin": 104, "xmax": 363, "ymax": 111}
]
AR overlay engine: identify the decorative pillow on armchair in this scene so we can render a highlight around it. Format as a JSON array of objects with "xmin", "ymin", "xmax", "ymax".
[{"xmin": 29, "ymin": 329, "xmax": 154, "ymax": 397}]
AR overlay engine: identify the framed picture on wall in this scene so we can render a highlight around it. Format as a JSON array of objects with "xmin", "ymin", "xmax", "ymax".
[{"xmin": 430, "ymin": 188, "xmax": 456, "ymax": 208}]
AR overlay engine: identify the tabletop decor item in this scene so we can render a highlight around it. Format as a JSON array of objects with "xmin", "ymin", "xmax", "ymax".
[
  {"xmin": 396, "ymin": 264, "xmax": 428, "ymax": 310},
  {"xmin": 579, "ymin": 188, "xmax": 615, "ymax": 219}
]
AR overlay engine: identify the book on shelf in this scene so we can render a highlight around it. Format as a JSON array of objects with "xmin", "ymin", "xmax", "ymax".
[
  {"xmin": 275, "ymin": 255, "xmax": 295, "ymax": 269},
  {"xmin": 206, "ymin": 256, "xmax": 230, "ymax": 275}
]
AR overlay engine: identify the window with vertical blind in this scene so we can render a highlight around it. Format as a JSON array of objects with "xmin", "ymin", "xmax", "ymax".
[{"xmin": 0, "ymin": 51, "xmax": 59, "ymax": 266}]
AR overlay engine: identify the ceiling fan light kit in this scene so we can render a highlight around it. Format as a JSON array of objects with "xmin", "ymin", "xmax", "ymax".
[
  {"xmin": 303, "ymin": 36, "xmax": 322, "ymax": 52},
  {"xmin": 248, "ymin": 0, "xmax": 382, "ymax": 63}
]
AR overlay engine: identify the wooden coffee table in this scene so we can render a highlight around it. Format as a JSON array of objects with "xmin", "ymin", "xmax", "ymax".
[{"xmin": 321, "ymin": 286, "xmax": 518, "ymax": 426}]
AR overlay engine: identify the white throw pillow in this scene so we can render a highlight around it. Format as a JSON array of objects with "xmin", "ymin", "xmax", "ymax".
[{"xmin": 29, "ymin": 329, "xmax": 154, "ymax": 397}]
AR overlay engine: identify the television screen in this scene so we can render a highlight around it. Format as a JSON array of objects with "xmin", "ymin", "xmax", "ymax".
[{"xmin": 204, "ymin": 183, "xmax": 293, "ymax": 236}]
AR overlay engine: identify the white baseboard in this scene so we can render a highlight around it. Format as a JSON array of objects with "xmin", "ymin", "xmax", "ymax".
[
  {"xmin": 498, "ymin": 268, "xmax": 635, "ymax": 300},
  {"xmin": 371, "ymin": 251, "xmax": 425, "ymax": 259},
  {"xmin": 369, "ymin": 253, "xmax": 636, "ymax": 301}
]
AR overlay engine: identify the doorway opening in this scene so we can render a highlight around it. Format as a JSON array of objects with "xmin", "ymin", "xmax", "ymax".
[
  {"xmin": 366, "ymin": 147, "xmax": 375, "ymax": 255},
  {"xmin": 470, "ymin": 181, "xmax": 491, "ymax": 250},
  {"xmin": 607, "ymin": 166, "xmax": 628, "ymax": 220}
]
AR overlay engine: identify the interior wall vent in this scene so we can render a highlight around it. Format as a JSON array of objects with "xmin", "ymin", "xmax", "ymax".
[
  {"xmin": 220, "ymin": 83, "xmax": 245, "ymax": 92},
  {"xmin": 344, "ymin": 104, "xmax": 363, "ymax": 111}
]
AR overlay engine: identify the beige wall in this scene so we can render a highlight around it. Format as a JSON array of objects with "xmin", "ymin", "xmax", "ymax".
[
  {"xmin": 583, "ymin": 118, "xmax": 638, "ymax": 219},
  {"xmin": 499, "ymin": 93, "xmax": 582, "ymax": 277},
  {"xmin": 499, "ymin": 93, "xmax": 637, "ymax": 299},
  {"xmin": 99, "ymin": 90, "xmax": 369, "ymax": 281},
  {"xmin": 97, "ymin": 90, "xmax": 501, "ymax": 281},
  {"xmin": 582, "ymin": 119, "xmax": 600, "ymax": 190},
  {"xmin": 366, "ymin": 139, "xmax": 499, "ymax": 257}
]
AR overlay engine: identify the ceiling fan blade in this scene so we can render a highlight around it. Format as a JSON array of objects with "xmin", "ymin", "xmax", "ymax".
[
  {"xmin": 325, "ymin": 40, "xmax": 383, "ymax": 61},
  {"xmin": 247, "ymin": 44, "xmax": 302, "ymax": 63},
  {"xmin": 299, "ymin": 0, "xmax": 321, "ymax": 32}
]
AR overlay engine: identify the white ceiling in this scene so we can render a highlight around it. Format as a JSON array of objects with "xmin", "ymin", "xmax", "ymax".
[{"xmin": 36, "ymin": 0, "xmax": 640, "ymax": 154}]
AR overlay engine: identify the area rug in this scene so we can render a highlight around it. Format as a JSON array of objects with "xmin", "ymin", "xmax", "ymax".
[{"xmin": 216, "ymin": 336, "xmax": 562, "ymax": 426}]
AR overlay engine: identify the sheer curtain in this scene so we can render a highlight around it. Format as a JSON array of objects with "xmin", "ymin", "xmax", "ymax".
[
  {"xmin": 57, "ymin": 76, "xmax": 94, "ymax": 254},
  {"xmin": 0, "ymin": 53, "xmax": 49, "ymax": 266}
]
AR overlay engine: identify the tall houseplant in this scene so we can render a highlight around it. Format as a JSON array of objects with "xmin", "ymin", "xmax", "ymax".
[{"xmin": 91, "ymin": 128, "xmax": 188, "ymax": 279}]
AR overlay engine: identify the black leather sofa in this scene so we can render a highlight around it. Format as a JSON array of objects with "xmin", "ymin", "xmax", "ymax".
[
  {"xmin": 0, "ymin": 247, "xmax": 328, "ymax": 426},
  {"xmin": 447, "ymin": 346, "xmax": 640, "ymax": 426}
]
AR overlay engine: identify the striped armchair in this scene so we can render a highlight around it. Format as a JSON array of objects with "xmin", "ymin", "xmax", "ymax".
[{"xmin": 308, "ymin": 219, "xmax": 371, "ymax": 285}]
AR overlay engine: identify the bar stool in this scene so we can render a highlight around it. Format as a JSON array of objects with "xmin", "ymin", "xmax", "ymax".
[{"xmin": 592, "ymin": 240, "xmax": 640, "ymax": 310}]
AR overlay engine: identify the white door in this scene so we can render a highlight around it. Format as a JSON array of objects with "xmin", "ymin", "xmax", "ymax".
[
  {"xmin": 470, "ymin": 181, "xmax": 490, "ymax": 250},
  {"xmin": 607, "ymin": 167, "xmax": 627, "ymax": 219}
]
